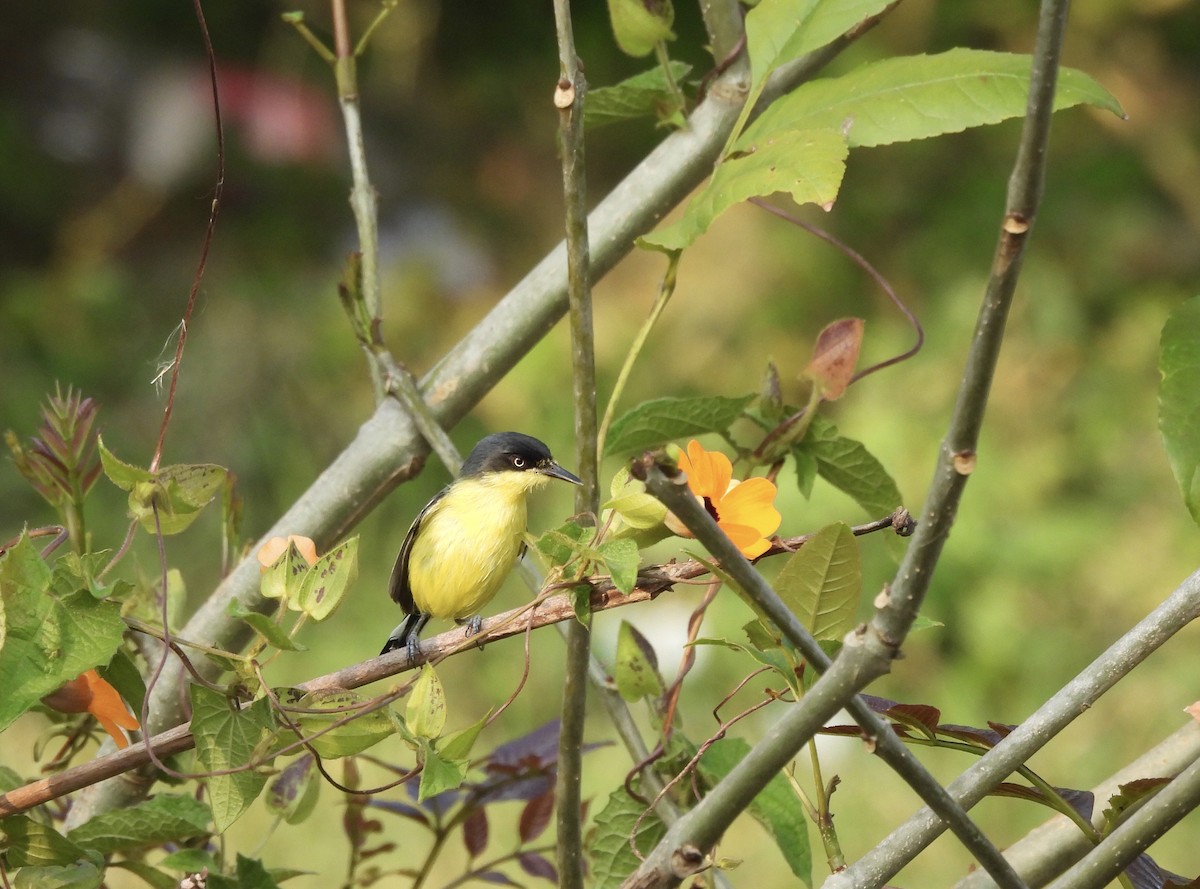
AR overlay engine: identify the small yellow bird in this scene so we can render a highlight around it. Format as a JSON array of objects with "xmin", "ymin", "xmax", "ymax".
[{"xmin": 380, "ymin": 432, "xmax": 581, "ymax": 657}]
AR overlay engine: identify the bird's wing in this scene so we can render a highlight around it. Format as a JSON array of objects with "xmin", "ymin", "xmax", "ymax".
[{"xmin": 387, "ymin": 486, "xmax": 450, "ymax": 613}]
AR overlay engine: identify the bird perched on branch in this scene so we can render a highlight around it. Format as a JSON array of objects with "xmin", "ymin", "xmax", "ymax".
[{"xmin": 380, "ymin": 432, "xmax": 581, "ymax": 658}]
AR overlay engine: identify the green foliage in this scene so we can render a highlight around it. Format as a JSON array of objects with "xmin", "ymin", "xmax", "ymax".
[
  {"xmin": 0, "ymin": 816, "xmax": 98, "ymax": 869},
  {"xmin": 606, "ymin": 0, "xmax": 674, "ymax": 58},
  {"xmin": 586, "ymin": 62, "xmax": 693, "ymax": 128},
  {"xmin": 604, "ymin": 394, "xmax": 756, "ymax": 455},
  {"xmin": 773, "ymin": 522, "xmax": 862, "ymax": 641},
  {"xmin": 98, "ymin": 438, "xmax": 227, "ymax": 536},
  {"xmin": 289, "ymin": 688, "xmax": 396, "ymax": 759},
  {"xmin": 698, "ymin": 739, "xmax": 812, "ymax": 885},
  {"xmin": 588, "ymin": 783, "xmax": 668, "ymax": 889},
  {"xmin": 189, "ymin": 685, "xmax": 277, "ymax": 833},
  {"xmin": 265, "ymin": 755, "xmax": 321, "ymax": 826},
  {"xmin": 64, "ymin": 794, "xmax": 210, "ymax": 856},
  {"xmin": 1158, "ymin": 295, "xmax": 1200, "ymax": 525},
  {"xmin": 0, "ymin": 536, "xmax": 126, "ymax": 732},
  {"xmin": 615, "ymin": 620, "xmax": 665, "ymax": 702},
  {"xmin": 796, "ymin": 416, "xmax": 903, "ymax": 518}
]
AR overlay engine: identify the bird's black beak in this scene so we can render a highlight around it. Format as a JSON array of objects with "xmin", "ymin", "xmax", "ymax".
[{"xmin": 540, "ymin": 461, "xmax": 583, "ymax": 485}]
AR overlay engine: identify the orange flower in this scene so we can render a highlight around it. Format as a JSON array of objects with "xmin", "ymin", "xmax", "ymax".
[
  {"xmin": 42, "ymin": 669, "xmax": 141, "ymax": 749},
  {"xmin": 257, "ymin": 535, "xmax": 319, "ymax": 570},
  {"xmin": 667, "ymin": 440, "xmax": 781, "ymax": 559}
]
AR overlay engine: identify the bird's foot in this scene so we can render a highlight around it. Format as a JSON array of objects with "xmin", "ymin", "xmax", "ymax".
[{"xmin": 463, "ymin": 614, "xmax": 485, "ymax": 649}]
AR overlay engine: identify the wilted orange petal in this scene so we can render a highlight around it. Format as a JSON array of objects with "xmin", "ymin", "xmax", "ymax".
[
  {"xmin": 81, "ymin": 670, "xmax": 140, "ymax": 748},
  {"xmin": 42, "ymin": 675, "xmax": 93, "ymax": 714},
  {"xmin": 717, "ymin": 477, "xmax": 781, "ymax": 536},
  {"xmin": 257, "ymin": 535, "xmax": 319, "ymax": 570}
]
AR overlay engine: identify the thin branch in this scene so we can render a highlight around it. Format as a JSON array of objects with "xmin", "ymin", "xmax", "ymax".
[
  {"xmin": 552, "ymin": 0, "xmax": 598, "ymax": 886},
  {"xmin": 0, "ymin": 517, "xmax": 906, "ymax": 818},
  {"xmin": 149, "ymin": 0, "xmax": 224, "ymax": 474},
  {"xmin": 952, "ymin": 723, "xmax": 1200, "ymax": 889},
  {"xmin": 623, "ymin": 462, "xmax": 1026, "ymax": 889},
  {"xmin": 61, "ymin": 16, "xmax": 889, "ymax": 825},
  {"xmin": 825, "ymin": 568, "xmax": 1200, "ymax": 889}
]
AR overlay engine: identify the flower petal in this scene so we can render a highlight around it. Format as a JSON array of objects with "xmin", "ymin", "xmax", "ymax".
[
  {"xmin": 719, "ymin": 522, "xmax": 773, "ymax": 559},
  {"xmin": 81, "ymin": 670, "xmax": 140, "ymax": 748},
  {"xmin": 683, "ymin": 440, "xmax": 732, "ymax": 501},
  {"xmin": 718, "ymin": 477, "xmax": 782, "ymax": 537}
]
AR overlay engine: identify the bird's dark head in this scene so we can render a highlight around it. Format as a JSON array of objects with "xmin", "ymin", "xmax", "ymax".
[{"xmin": 461, "ymin": 432, "xmax": 582, "ymax": 486}]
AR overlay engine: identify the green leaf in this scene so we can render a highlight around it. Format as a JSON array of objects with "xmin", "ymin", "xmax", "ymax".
[
  {"xmin": 109, "ymin": 860, "xmax": 177, "ymax": 889},
  {"xmin": 265, "ymin": 756, "xmax": 321, "ymax": 825},
  {"xmin": 158, "ymin": 850, "xmax": 219, "ymax": 874},
  {"xmin": 692, "ymin": 634, "xmax": 801, "ymax": 695},
  {"xmin": 588, "ymin": 783, "xmax": 667, "ymax": 889},
  {"xmin": 698, "ymin": 738, "xmax": 812, "ymax": 885},
  {"xmin": 586, "ymin": 62, "xmax": 692, "ymax": 128},
  {"xmin": 599, "ymin": 538, "xmax": 640, "ymax": 595},
  {"xmin": 418, "ymin": 741, "xmax": 468, "ymax": 801},
  {"xmin": 206, "ymin": 855, "xmax": 282, "ymax": 889},
  {"xmin": 295, "ymin": 537, "xmax": 358, "ymax": 621},
  {"xmin": 606, "ymin": 0, "xmax": 674, "ymax": 58},
  {"xmin": 798, "ymin": 417, "xmax": 902, "ymax": 519},
  {"xmin": 615, "ymin": 621, "xmax": 664, "ymax": 702},
  {"xmin": 65, "ymin": 794, "xmax": 210, "ymax": 855},
  {"xmin": 534, "ymin": 520, "xmax": 592, "ymax": 568},
  {"xmin": 292, "ymin": 688, "xmax": 395, "ymax": 759},
  {"xmin": 603, "ymin": 467, "xmax": 667, "ymax": 531},
  {"xmin": 1159, "ymin": 295, "xmax": 1200, "ymax": 526},
  {"xmin": 407, "ymin": 664, "xmax": 447, "ymax": 740},
  {"xmin": 774, "ymin": 522, "xmax": 861, "ymax": 641},
  {"xmin": 642, "ymin": 127, "xmax": 847, "ymax": 251},
  {"xmin": 605, "ymin": 394, "xmax": 756, "ymax": 456},
  {"xmin": 11, "ymin": 862, "xmax": 103, "ymax": 889},
  {"xmin": 745, "ymin": 49, "xmax": 1124, "ymax": 152},
  {"xmin": 439, "ymin": 712, "xmax": 489, "ymax": 761},
  {"xmin": 0, "ymin": 539, "xmax": 127, "ymax": 732},
  {"xmin": 0, "ymin": 816, "xmax": 91, "ymax": 867},
  {"xmin": 129, "ymin": 463, "xmax": 227, "ymax": 536},
  {"xmin": 746, "ymin": 0, "xmax": 896, "ymax": 88},
  {"xmin": 189, "ymin": 685, "xmax": 276, "ymax": 833},
  {"xmin": 228, "ymin": 600, "xmax": 305, "ymax": 652},
  {"xmin": 97, "ymin": 436, "xmax": 152, "ymax": 492},
  {"xmin": 259, "ymin": 541, "xmax": 311, "ymax": 608}
]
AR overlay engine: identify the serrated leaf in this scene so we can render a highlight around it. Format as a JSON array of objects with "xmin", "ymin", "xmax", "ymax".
[
  {"xmin": 698, "ymin": 738, "xmax": 811, "ymax": 885},
  {"xmin": 588, "ymin": 784, "xmax": 667, "ymax": 889},
  {"xmin": 97, "ymin": 437, "xmax": 152, "ymax": 492},
  {"xmin": 291, "ymin": 688, "xmax": 395, "ymax": 759},
  {"xmin": 774, "ymin": 522, "xmax": 861, "ymax": 641},
  {"xmin": 407, "ymin": 664, "xmax": 447, "ymax": 740},
  {"xmin": 534, "ymin": 520, "xmax": 592, "ymax": 567},
  {"xmin": 615, "ymin": 621, "xmax": 664, "ymax": 702},
  {"xmin": 0, "ymin": 538, "xmax": 126, "ymax": 732},
  {"xmin": 65, "ymin": 794, "xmax": 210, "ymax": 855},
  {"xmin": 799, "ymin": 417, "xmax": 902, "ymax": 519},
  {"xmin": 745, "ymin": 0, "xmax": 896, "ymax": 88},
  {"xmin": 745, "ymin": 49, "xmax": 1124, "ymax": 152},
  {"xmin": 10, "ymin": 861, "xmax": 103, "ymax": 889},
  {"xmin": 606, "ymin": 0, "xmax": 674, "ymax": 58},
  {"xmin": 586, "ymin": 62, "xmax": 692, "ymax": 128},
  {"xmin": 0, "ymin": 815, "xmax": 91, "ymax": 867},
  {"xmin": 295, "ymin": 537, "xmax": 358, "ymax": 621},
  {"xmin": 418, "ymin": 742, "xmax": 468, "ymax": 801},
  {"xmin": 598, "ymin": 538, "xmax": 640, "ymax": 594},
  {"xmin": 604, "ymin": 394, "xmax": 756, "ymax": 456},
  {"xmin": 642, "ymin": 128, "xmax": 847, "ymax": 251},
  {"xmin": 189, "ymin": 685, "xmax": 276, "ymax": 832},
  {"xmin": 1159, "ymin": 295, "xmax": 1200, "ymax": 526}
]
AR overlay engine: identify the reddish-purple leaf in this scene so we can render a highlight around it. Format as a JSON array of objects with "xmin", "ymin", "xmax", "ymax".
[
  {"xmin": 519, "ymin": 789, "xmax": 556, "ymax": 843},
  {"xmin": 884, "ymin": 703, "xmax": 941, "ymax": 738},
  {"xmin": 475, "ymin": 871, "xmax": 522, "ymax": 886},
  {"xmin": 804, "ymin": 317, "xmax": 865, "ymax": 400},
  {"xmin": 1125, "ymin": 853, "xmax": 1166, "ymax": 889},
  {"xmin": 518, "ymin": 852, "xmax": 559, "ymax": 883},
  {"xmin": 936, "ymin": 723, "xmax": 1005, "ymax": 747},
  {"xmin": 463, "ymin": 806, "xmax": 489, "ymax": 858}
]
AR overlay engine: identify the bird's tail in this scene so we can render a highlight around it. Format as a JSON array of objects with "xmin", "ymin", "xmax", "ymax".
[{"xmin": 379, "ymin": 612, "xmax": 425, "ymax": 656}]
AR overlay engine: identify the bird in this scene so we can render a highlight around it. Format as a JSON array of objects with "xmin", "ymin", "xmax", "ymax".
[{"xmin": 380, "ymin": 432, "xmax": 582, "ymax": 658}]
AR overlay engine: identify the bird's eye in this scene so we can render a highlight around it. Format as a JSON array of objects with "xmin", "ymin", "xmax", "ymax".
[{"xmin": 512, "ymin": 456, "xmax": 526, "ymax": 469}]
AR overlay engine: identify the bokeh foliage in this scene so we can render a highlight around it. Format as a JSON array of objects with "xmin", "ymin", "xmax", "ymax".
[{"xmin": 2, "ymin": 0, "xmax": 1200, "ymax": 886}]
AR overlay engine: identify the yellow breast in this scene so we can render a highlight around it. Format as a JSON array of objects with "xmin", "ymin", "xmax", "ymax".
[{"xmin": 406, "ymin": 472, "xmax": 548, "ymax": 620}]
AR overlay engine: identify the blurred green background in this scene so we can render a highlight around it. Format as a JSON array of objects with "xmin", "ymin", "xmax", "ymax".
[{"xmin": 3, "ymin": 0, "xmax": 1200, "ymax": 885}]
